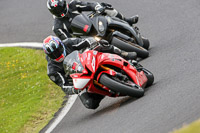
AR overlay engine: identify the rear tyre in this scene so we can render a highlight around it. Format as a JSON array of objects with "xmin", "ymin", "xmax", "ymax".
[
  {"xmin": 142, "ymin": 37, "xmax": 150, "ymax": 50},
  {"xmin": 111, "ymin": 37, "xmax": 149, "ymax": 58},
  {"xmin": 99, "ymin": 74, "xmax": 144, "ymax": 98}
]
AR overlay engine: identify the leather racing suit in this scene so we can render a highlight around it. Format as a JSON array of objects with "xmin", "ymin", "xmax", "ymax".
[
  {"xmin": 52, "ymin": 1, "xmax": 126, "ymax": 40},
  {"xmin": 46, "ymin": 37, "xmax": 124, "ymax": 109}
]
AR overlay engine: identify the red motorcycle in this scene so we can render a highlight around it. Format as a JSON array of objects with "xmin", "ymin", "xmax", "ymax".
[{"xmin": 63, "ymin": 42, "xmax": 154, "ymax": 98}]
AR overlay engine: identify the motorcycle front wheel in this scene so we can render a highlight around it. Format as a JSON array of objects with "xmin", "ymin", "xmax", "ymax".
[
  {"xmin": 99, "ymin": 74, "xmax": 144, "ymax": 98},
  {"xmin": 136, "ymin": 67, "xmax": 154, "ymax": 87},
  {"xmin": 142, "ymin": 68, "xmax": 154, "ymax": 87},
  {"xmin": 142, "ymin": 37, "xmax": 150, "ymax": 50}
]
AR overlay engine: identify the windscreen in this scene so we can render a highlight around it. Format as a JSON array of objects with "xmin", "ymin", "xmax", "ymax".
[
  {"xmin": 63, "ymin": 51, "xmax": 84, "ymax": 75},
  {"xmin": 71, "ymin": 14, "xmax": 92, "ymax": 36}
]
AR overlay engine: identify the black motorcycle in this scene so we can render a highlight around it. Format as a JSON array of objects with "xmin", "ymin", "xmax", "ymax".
[{"xmin": 71, "ymin": 10, "xmax": 150, "ymax": 58}]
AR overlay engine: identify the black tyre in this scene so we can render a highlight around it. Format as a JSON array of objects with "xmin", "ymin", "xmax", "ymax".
[
  {"xmin": 99, "ymin": 74, "xmax": 144, "ymax": 98},
  {"xmin": 142, "ymin": 68, "xmax": 154, "ymax": 87},
  {"xmin": 111, "ymin": 37, "xmax": 149, "ymax": 58},
  {"xmin": 142, "ymin": 37, "xmax": 150, "ymax": 50}
]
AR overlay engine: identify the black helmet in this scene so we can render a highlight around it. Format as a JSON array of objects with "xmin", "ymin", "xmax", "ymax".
[
  {"xmin": 43, "ymin": 35, "xmax": 66, "ymax": 62},
  {"xmin": 47, "ymin": 0, "xmax": 68, "ymax": 18}
]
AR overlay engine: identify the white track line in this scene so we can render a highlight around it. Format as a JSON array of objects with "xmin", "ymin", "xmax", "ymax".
[
  {"xmin": 0, "ymin": 42, "xmax": 78, "ymax": 133},
  {"xmin": 0, "ymin": 42, "xmax": 42, "ymax": 48},
  {"xmin": 45, "ymin": 95, "xmax": 78, "ymax": 133}
]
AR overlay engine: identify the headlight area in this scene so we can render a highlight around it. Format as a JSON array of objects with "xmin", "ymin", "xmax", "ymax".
[{"xmin": 98, "ymin": 21, "xmax": 105, "ymax": 32}]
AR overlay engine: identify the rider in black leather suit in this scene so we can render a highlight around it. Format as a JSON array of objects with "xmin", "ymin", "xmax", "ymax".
[
  {"xmin": 43, "ymin": 35, "xmax": 136, "ymax": 109},
  {"xmin": 47, "ymin": 0, "xmax": 139, "ymax": 40}
]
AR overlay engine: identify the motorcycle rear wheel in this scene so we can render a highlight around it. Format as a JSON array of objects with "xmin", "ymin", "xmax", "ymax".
[
  {"xmin": 111, "ymin": 37, "xmax": 149, "ymax": 58},
  {"xmin": 99, "ymin": 74, "xmax": 144, "ymax": 98}
]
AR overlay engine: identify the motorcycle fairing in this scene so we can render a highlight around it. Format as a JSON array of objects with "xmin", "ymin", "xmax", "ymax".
[
  {"xmin": 71, "ymin": 13, "xmax": 144, "ymax": 47},
  {"xmin": 79, "ymin": 50, "xmax": 99, "ymax": 73},
  {"xmin": 96, "ymin": 53, "xmax": 147, "ymax": 87},
  {"xmin": 105, "ymin": 16, "xmax": 144, "ymax": 46},
  {"xmin": 67, "ymin": 50, "xmax": 147, "ymax": 96},
  {"xmin": 73, "ymin": 78, "xmax": 90, "ymax": 89},
  {"xmin": 90, "ymin": 15, "xmax": 108, "ymax": 37},
  {"xmin": 71, "ymin": 14, "xmax": 92, "ymax": 36}
]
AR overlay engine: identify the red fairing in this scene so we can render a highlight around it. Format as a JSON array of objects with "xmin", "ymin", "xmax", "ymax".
[
  {"xmin": 55, "ymin": 54, "xmax": 65, "ymax": 62},
  {"xmin": 79, "ymin": 50, "xmax": 99, "ymax": 73},
  {"xmin": 70, "ymin": 50, "xmax": 148, "ymax": 97},
  {"xmin": 96, "ymin": 53, "xmax": 147, "ymax": 87}
]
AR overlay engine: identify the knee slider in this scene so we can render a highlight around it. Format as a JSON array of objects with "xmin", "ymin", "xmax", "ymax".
[{"xmin": 84, "ymin": 99, "xmax": 99, "ymax": 109}]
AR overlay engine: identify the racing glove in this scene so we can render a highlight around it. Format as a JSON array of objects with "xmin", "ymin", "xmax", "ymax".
[
  {"xmin": 85, "ymin": 37, "xmax": 97, "ymax": 47},
  {"xmin": 62, "ymin": 85, "xmax": 81, "ymax": 95},
  {"xmin": 99, "ymin": 39, "xmax": 109, "ymax": 47},
  {"xmin": 100, "ymin": 2, "xmax": 113, "ymax": 10},
  {"xmin": 95, "ymin": 3, "xmax": 104, "ymax": 14}
]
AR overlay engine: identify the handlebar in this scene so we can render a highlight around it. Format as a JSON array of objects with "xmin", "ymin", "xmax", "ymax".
[
  {"xmin": 85, "ymin": 37, "xmax": 110, "ymax": 51},
  {"xmin": 88, "ymin": 6, "xmax": 106, "ymax": 18}
]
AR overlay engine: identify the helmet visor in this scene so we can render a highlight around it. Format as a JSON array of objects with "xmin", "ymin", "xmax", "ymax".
[
  {"xmin": 60, "ymin": 5, "xmax": 68, "ymax": 17},
  {"xmin": 53, "ymin": 2, "xmax": 68, "ymax": 18},
  {"xmin": 54, "ymin": 54, "xmax": 65, "ymax": 62},
  {"xmin": 47, "ymin": 41, "xmax": 64, "ymax": 60}
]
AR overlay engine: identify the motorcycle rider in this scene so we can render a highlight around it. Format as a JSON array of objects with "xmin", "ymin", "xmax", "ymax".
[
  {"xmin": 47, "ymin": 0, "xmax": 139, "ymax": 40},
  {"xmin": 43, "ymin": 35, "xmax": 137, "ymax": 109}
]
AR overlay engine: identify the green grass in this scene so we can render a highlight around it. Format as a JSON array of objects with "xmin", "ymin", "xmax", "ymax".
[
  {"xmin": 0, "ymin": 47, "xmax": 65, "ymax": 133},
  {"xmin": 2, "ymin": 47, "xmax": 200, "ymax": 133},
  {"xmin": 172, "ymin": 119, "xmax": 200, "ymax": 133}
]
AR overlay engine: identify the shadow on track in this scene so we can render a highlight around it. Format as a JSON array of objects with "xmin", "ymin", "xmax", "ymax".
[{"xmin": 73, "ymin": 97, "xmax": 139, "ymax": 124}]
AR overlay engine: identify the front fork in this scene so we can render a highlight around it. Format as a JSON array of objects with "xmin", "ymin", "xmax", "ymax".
[
  {"xmin": 94, "ymin": 65, "xmax": 128, "ymax": 86},
  {"xmin": 94, "ymin": 65, "xmax": 121, "ymax": 95},
  {"xmin": 95, "ymin": 65, "xmax": 116, "ymax": 83},
  {"xmin": 94, "ymin": 65, "xmax": 141, "ymax": 96}
]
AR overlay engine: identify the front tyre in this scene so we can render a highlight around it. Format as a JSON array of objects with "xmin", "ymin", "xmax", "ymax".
[
  {"xmin": 142, "ymin": 37, "xmax": 150, "ymax": 50},
  {"xmin": 99, "ymin": 74, "xmax": 144, "ymax": 98},
  {"xmin": 142, "ymin": 68, "xmax": 154, "ymax": 87},
  {"xmin": 111, "ymin": 37, "xmax": 149, "ymax": 58}
]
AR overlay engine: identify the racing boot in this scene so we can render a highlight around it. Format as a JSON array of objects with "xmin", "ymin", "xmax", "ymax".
[
  {"xmin": 79, "ymin": 90, "xmax": 104, "ymax": 109},
  {"xmin": 121, "ymin": 51, "xmax": 137, "ymax": 60},
  {"xmin": 124, "ymin": 15, "xmax": 139, "ymax": 25},
  {"xmin": 113, "ymin": 46, "xmax": 137, "ymax": 60}
]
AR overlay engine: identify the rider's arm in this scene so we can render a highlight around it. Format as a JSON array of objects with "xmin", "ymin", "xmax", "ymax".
[
  {"xmin": 70, "ymin": 0, "xmax": 101, "ymax": 12},
  {"xmin": 52, "ymin": 18, "xmax": 72, "ymax": 40},
  {"xmin": 46, "ymin": 57, "xmax": 76, "ymax": 95},
  {"xmin": 47, "ymin": 57, "xmax": 68, "ymax": 87},
  {"xmin": 63, "ymin": 37, "xmax": 96, "ymax": 51}
]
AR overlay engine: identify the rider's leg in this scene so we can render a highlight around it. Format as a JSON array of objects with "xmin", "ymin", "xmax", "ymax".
[
  {"xmin": 79, "ymin": 90, "xmax": 105, "ymax": 109},
  {"xmin": 104, "ymin": 9, "xmax": 139, "ymax": 25},
  {"xmin": 99, "ymin": 45, "xmax": 137, "ymax": 60},
  {"xmin": 123, "ymin": 15, "xmax": 139, "ymax": 25},
  {"xmin": 113, "ymin": 46, "xmax": 137, "ymax": 60}
]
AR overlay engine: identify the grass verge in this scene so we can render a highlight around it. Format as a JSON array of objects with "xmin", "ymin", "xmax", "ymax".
[
  {"xmin": 172, "ymin": 119, "xmax": 200, "ymax": 133},
  {"xmin": 0, "ymin": 47, "xmax": 65, "ymax": 133}
]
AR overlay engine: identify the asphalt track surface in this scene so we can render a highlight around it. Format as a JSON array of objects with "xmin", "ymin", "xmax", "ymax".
[{"xmin": 1, "ymin": 0, "xmax": 200, "ymax": 133}]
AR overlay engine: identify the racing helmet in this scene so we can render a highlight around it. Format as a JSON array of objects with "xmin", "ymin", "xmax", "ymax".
[
  {"xmin": 47, "ymin": 0, "xmax": 69, "ymax": 18},
  {"xmin": 43, "ymin": 35, "xmax": 66, "ymax": 62}
]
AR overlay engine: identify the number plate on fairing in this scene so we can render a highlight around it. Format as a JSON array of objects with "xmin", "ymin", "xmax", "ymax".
[{"xmin": 73, "ymin": 78, "xmax": 90, "ymax": 89}]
